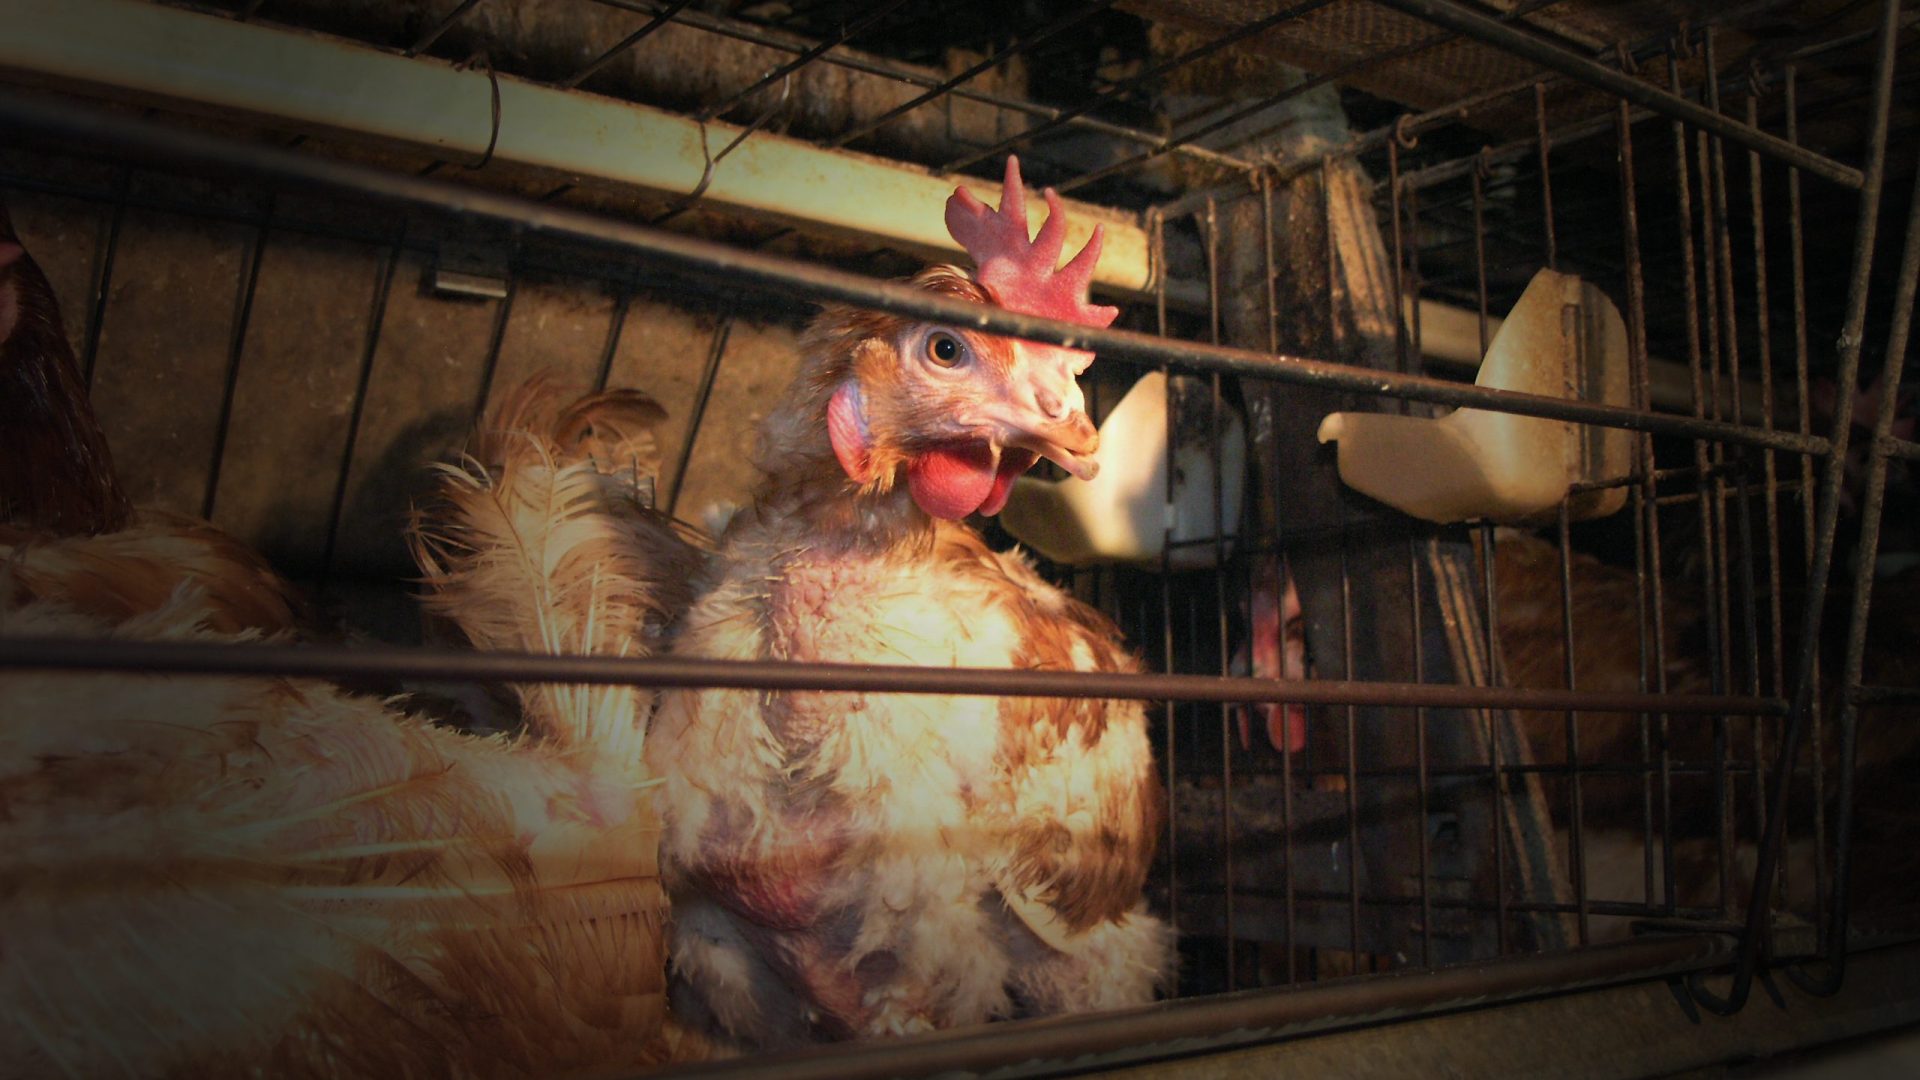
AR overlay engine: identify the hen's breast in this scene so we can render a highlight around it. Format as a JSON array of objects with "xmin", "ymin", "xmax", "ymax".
[{"xmin": 645, "ymin": 525, "xmax": 1166, "ymax": 1046}]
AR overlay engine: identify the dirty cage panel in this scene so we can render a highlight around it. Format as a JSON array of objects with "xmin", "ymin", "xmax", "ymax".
[{"xmin": 0, "ymin": 0, "xmax": 1916, "ymax": 1073}]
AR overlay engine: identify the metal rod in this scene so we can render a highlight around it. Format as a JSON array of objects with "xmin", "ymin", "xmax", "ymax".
[
  {"xmin": 1151, "ymin": 208, "xmax": 1181, "ymax": 958},
  {"xmin": 316, "ymin": 237, "xmax": 401, "ymax": 593},
  {"xmin": 1690, "ymin": 0, "xmax": 1904, "ymax": 1016},
  {"xmin": 1389, "ymin": 137, "xmax": 1409, "ymax": 376},
  {"xmin": 79, "ymin": 164, "xmax": 129, "ymax": 389},
  {"xmin": 201, "ymin": 196, "xmax": 273, "ymax": 521},
  {"xmin": 1616, "ymin": 86, "xmax": 1674, "ymax": 917},
  {"xmin": 644, "ymin": 934, "xmax": 1733, "ymax": 1080},
  {"xmin": 1411, "ymin": 539, "xmax": 1432, "ymax": 968},
  {"xmin": 405, "ymin": 0, "xmax": 486, "ymax": 58},
  {"xmin": 664, "ymin": 315, "xmax": 732, "ymax": 517},
  {"xmin": 1535, "ymin": 81, "xmax": 1557, "ymax": 271},
  {"xmin": 469, "ymin": 271, "xmax": 518, "ymax": 424},
  {"xmin": 1480, "ymin": 535, "xmax": 1509, "ymax": 950},
  {"xmin": 1746, "ymin": 91, "xmax": 1789, "ymax": 916},
  {"xmin": 0, "ymin": 635, "xmax": 1792, "ymax": 712},
  {"xmin": 1784, "ymin": 64, "xmax": 1829, "ymax": 943},
  {"xmin": 558, "ymin": 0, "xmax": 694, "ymax": 88},
  {"xmin": 1340, "ymin": 543, "xmax": 1362, "ymax": 959},
  {"xmin": 1669, "ymin": 55, "xmax": 1734, "ymax": 916},
  {"xmin": 1202, "ymin": 196, "xmax": 1236, "ymax": 988},
  {"xmin": 1261, "ymin": 173, "xmax": 1297, "ymax": 984},
  {"xmin": 590, "ymin": 288, "xmax": 631, "ymax": 393},
  {"xmin": 1699, "ymin": 34, "xmax": 1738, "ymax": 920},
  {"xmin": 1789, "ymin": 145, "xmax": 1920, "ymax": 1001},
  {"xmin": 1369, "ymin": 0, "xmax": 1863, "ymax": 189},
  {"xmin": 1558, "ymin": 501, "xmax": 1588, "ymax": 945},
  {"xmin": 0, "ymin": 89, "xmax": 1835, "ymax": 457}
]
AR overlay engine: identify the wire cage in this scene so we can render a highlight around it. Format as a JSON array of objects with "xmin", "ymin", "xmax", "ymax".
[{"xmin": 1, "ymin": 0, "xmax": 1917, "ymax": 1075}]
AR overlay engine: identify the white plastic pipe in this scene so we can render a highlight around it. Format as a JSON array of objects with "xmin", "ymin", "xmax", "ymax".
[{"xmin": 0, "ymin": 0, "xmax": 1152, "ymax": 293}]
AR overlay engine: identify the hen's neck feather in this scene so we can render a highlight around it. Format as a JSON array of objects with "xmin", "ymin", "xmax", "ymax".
[
  {"xmin": 749, "ymin": 321, "xmax": 934, "ymax": 558},
  {"xmin": 746, "ymin": 268, "xmax": 1005, "ymax": 557}
]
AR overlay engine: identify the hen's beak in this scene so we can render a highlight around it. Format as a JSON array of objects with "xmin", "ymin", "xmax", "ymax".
[{"xmin": 991, "ymin": 343, "xmax": 1101, "ymax": 481}]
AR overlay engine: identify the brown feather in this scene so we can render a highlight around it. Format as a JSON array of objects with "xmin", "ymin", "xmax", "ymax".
[
  {"xmin": 409, "ymin": 372, "xmax": 705, "ymax": 759},
  {"xmin": 1, "ymin": 510, "xmax": 311, "ymax": 637},
  {"xmin": 0, "ymin": 591, "xmax": 706, "ymax": 1078}
]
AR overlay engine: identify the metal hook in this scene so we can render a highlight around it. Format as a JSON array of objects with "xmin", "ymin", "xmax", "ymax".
[
  {"xmin": 455, "ymin": 50, "xmax": 501, "ymax": 171},
  {"xmin": 654, "ymin": 74, "xmax": 795, "ymax": 225},
  {"xmin": 1615, "ymin": 40, "xmax": 1638, "ymax": 77},
  {"xmin": 651, "ymin": 122, "xmax": 717, "ymax": 227},
  {"xmin": 1394, "ymin": 113, "xmax": 1421, "ymax": 151}
]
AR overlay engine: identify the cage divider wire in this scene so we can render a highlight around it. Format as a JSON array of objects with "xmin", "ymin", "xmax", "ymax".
[
  {"xmin": 1687, "ymin": 0, "xmax": 1904, "ymax": 1017},
  {"xmin": 1615, "ymin": 84, "xmax": 1674, "ymax": 921},
  {"xmin": 1790, "ymin": 153, "xmax": 1920, "ymax": 999}
]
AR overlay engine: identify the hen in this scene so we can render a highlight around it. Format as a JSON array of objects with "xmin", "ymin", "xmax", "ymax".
[
  {"xmin": 421, "ymin": 158, "xmax": 1174, "ymax": 1050},
  {"xmin": 659, "ymin": 157, "xmax": 1169, "ymax": 1047},
  {"xmin": 0, "ymin": 207, "xmax": 700, "ymax": 1077}
]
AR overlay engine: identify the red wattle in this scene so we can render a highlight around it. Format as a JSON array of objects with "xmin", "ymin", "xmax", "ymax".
[
  {"xmin": 978, "ymin": 449, "xmax": 1037, "ymax": 517},
  {"xmin": 1268, "ymin": 703, "xmax": 1308, "ymax": 755},
  {"xmin": 906, "ymin": 443, "xmax": 997, "ymax": 520}
]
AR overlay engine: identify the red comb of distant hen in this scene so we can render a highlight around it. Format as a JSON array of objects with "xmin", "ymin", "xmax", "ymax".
[{"xmin": 944, "ymin": 156, "xmax": 1119, "ymax": 330}]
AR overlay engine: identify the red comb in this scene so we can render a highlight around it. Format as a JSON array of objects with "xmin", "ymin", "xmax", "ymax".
[{"xmin": 944, "ymin": 156, "xmax": 1119, "ymax": 331}]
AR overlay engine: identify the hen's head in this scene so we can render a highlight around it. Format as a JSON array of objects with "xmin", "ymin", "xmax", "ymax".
[{"xmin": 793, "ymin": 157, "xmax": 1117, "ymax": 522}]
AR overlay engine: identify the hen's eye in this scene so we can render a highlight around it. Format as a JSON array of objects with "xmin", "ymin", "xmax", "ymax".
[{"xmin": 926, "ymin": 331, "xmax": 965, "ymax": 368}]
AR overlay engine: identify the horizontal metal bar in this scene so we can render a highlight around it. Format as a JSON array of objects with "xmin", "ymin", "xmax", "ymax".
[
  {"xmin": 1230, "ymin": 759, "xmax": 1776, "ymax": 783},
  {"xmin": 1880, "ymin": 434, "xmax": 1920, "ymax": 462},
  {"xmin": 0, "ymin": 636, "xmax": 1788, "ymax": 716},
  {"xmin": 1851, "ymin": 683, "xmax": 1920, "ymax": 705},
  {"xmin": 1193, "ymin": 886, "xmax": 1724, "ymax": 925},
  {"xmin": 649, "ymin": 934, "xmax": 1732, "ymax": 1080},
  {"xmin": 1370, "ymin": 0, "xmax": 1864, "ymax": 189},
  {"xmin": 0, "ymin": 91, "xmax": 1833, "ymax": 458}
]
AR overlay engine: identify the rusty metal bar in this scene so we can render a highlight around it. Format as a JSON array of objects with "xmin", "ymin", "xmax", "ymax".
[
  {"xmin": 78, "ymin": 164, "xmax": 130, "ymax": 389},
  {"xmin": 316, "ymin": 236, "xmax": 400, "ymax": 593},
  {"xmin": 558, "ymin": 0, "xmax": 694, "ymax": 88},
  {"xmin": 663, "ymin": 315, "xmax": 732, "ymax": 517},
  {"xmin": 1782, "ymin": 63, "xmax": 1831, "ymax": 947},
  {"xmin": 404, "ymin": 0, "xmax": 487, "ymax": 57},
  {"xmin": 469, "ymin": 271, "xmax": 519, "ymax": 423},
  {"xmin": 644, "ymin": 934, "xmax": 1733, "ymax": 1080},
  {"xmin": 201, "ymin": 193, "xmax": 273, "ymax": 521},
  {"xmin": 0, "ymin": 88, "xmax": 1837, "ymax": 458},
  {"xmin": 0, "ymin": 635, "xmax": 1789, "ymax": 714},
  {"xmin": 1788, "ymin": 147, "xmax": 1920, "ymax": 1001},
  {"xmin": 1370, "ymin": 0, "xmax": 1863, "ymax": 189},
  {"xmin": 1689, "ymin": 0, "xmax": 1904, "ymax": 1016}
]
